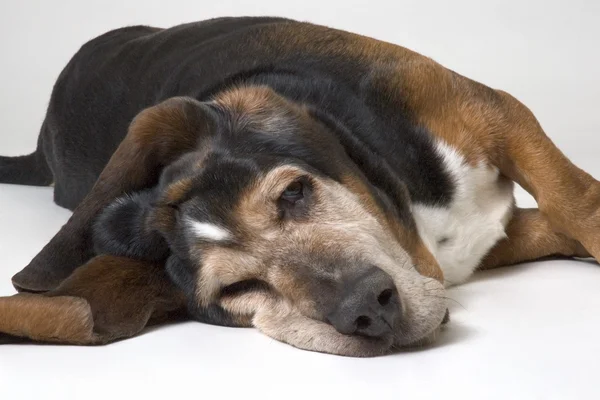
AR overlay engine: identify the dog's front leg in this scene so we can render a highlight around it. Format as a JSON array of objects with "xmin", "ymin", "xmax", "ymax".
[{"xmin": 12, "ymin": 97, "xmax": 215, "ymax": 292}]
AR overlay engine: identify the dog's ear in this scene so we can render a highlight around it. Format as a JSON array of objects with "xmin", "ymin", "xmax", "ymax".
[
  {"xmin": 93, "ymin": 189, "xmax": 170, "ymax": 261},
  {"xmin": 12, "ymin": 96, "xmax": 219, "ymax": 293},
  {"xmin": 0, "ymin": 256, "xmax": 185, "ymax": 345}
]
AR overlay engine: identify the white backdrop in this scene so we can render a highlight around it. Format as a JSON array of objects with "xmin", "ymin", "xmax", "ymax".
[{"xmin": 1, "ymin": 1, "xmax": 600, "ymax": 399}]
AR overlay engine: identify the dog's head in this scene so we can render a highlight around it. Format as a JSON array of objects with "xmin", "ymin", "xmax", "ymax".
[{"xmin": 93, "ymin": 87, "xmax": 448, "ymax": 356}]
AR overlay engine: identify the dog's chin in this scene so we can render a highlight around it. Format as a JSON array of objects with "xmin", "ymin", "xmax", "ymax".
[
  {"xmin": 396, "ymin": 320, "xmax": 446, "ymax": 350},
  {"xmin": 328, "ymin": 310, "xmax": 449, "ymax": 357},
  {"xmin": 253, "ymin": 309, "xmax": 446, "ymax": 357}
]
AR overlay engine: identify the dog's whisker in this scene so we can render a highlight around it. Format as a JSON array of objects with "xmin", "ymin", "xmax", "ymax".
[{"xmin": 422, "ymin": 295, "xmax": 467, "ymax": 311}]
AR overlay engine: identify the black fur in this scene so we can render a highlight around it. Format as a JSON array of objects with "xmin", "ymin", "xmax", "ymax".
[
  {"xmin": 2, "ymin": 17, "xmax": 457, "ymax": 317},
  {"xmin": 165, "ymin": 254, "xmax": 243, "ymax": 327},
  {"xmin": 92, "ymin": 189, "xmax": 169, "ymax": 262},
  {"xmin": 0, "ymin": 133, "xmax": 52, "ymax": 186},
  {"xmin": 0, "ymin": 16, "xmax": 453, "ymax": 210}
]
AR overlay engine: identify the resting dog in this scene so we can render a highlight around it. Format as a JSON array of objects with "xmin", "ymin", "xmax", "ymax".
[{"xmin": 0, "ymin": 17, "xmax": 594, "ymax": 356}]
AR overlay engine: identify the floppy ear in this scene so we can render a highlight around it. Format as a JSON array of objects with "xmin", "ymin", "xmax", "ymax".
[
  {"xmin": 0, "ymin": 255, "xmax": 185, "ymax": 345},
  {"xmin": 92, "ymin": 188, "xmax": 170, "ymax": 262},
  {"xmin": 12, "ymin": 96, "xmax": 218, "ymax": 292}
]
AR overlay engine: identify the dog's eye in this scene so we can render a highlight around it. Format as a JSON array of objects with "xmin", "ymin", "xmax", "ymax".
[
  {"xmin": 277, "ymin": 179, "xmax": 311, "ymax": 220},
  {"xmin": 281, "ymin": 181, "xmax": 304, "ymax": 203},
  {"xmin": 220, "ymin": 279, "xmax": 271, "ymax": 297},
  {"xmin": 166, "ymin": 202, "xmax": 180, "ymax": 210}
]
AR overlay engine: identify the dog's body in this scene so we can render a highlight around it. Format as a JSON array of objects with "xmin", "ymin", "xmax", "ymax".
[
  {"xmin": 26, "ymin": 17, "xmax": 508, "ymax": 284},
  {"xmin": 0, "ymin": 17, "xmax": 595, "ymax": 356}
]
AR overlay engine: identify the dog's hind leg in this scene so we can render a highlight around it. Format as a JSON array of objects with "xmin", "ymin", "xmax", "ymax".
[
  {"xmin": 395, "ymin": 65, "xmax": 600, "ymax": 264},
  {"xmin": 488, "ymin": 91, "xmax": 600, "ymax": 263},
  {"xmin": 0, "ymin": 122, "xmax": 53, "ymax": 186},
  {"xmin": 479, "ymin": 208, "xmax": 590, "ymax": 270}
]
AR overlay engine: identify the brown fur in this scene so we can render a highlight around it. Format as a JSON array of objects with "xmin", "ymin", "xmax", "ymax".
[
  {"xmin": 1, "ymin": 256, "xmax": 185, "ymax": 344},
  {"xmin": 395, "ymin": 65, "xmax": 600, "ymax": 264},
  {"xmin": 214, "ymin": 85, "xmax": 305, "ymax": 135},
  {"xmin": 4, "ymin": 22, "xmax": 599, "ymax": 355},
  {"xmin": 0, "ymin": 294, "xmax": 96, "ymax": 344},
  {"xmin": 51, "ymin": 256, "xmax": 186, "ymax": 337},
  {"xmin": 163, "ymin": 177, "xmax": 194, "ymax": 205},
  {"xmin": 11, "ymin": 97, "xmax": 215, "ymax": 292},
  {"xmin": 258, "ymin": 22, "xmax": 600, "ymax": 272},
  {"xmin": 193, "ymin": 164, "xmax": 417, "ymax": 324},
  {"xmin": 480, "ymin": 208, "xmax": 590, "ymax": 270}
]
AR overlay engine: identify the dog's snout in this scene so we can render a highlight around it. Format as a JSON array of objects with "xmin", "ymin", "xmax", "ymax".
[{"xmin": 327, "ymin": 267, "xmax": 400, "ymax": 338}]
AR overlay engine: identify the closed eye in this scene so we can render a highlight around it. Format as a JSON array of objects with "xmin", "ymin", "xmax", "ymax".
[
  {"xmin": 277, "ymin": 177, "xmax": 312, "ymax": 220},
  {"xmin": 281, "ymin": 181, "xmax": 304, "ymax": 203},
  {"xmin": 220, "ymin": 279, "xmax": 271, "ymax": 298}
]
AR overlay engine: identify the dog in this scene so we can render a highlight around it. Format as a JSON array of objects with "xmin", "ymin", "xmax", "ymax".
[{"xmin": 0, "ymin": 16, "xmax": 595, "ymax": 356}]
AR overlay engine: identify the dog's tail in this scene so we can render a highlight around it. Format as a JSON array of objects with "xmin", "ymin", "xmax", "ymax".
[{"xmin": 0, "ymin": 130, "xmax": 53, "ymax": 186}]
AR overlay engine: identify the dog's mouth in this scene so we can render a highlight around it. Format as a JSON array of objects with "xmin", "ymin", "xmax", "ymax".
[
  {"xmin": 398, "ymin": 308, "xmax": 450, "ymax": 349},
  {"xmin": 442, "ymin": 307, "xmax": 451, "ymax": 324},
  {"xmin": 232, "ymin": 266, "xmax": 448, "ymax": 357}
]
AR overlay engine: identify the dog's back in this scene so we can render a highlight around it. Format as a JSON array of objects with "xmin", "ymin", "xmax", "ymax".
[
  {"xmin": 0, "ymin": 17, "xmax": 289, "ymax": 208},
  {"xmin": 1, "ymin": 16, "xmax": 450, "ymax": 211}
]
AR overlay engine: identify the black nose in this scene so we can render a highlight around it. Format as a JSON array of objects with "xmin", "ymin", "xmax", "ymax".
[{"xmin": 327, "ymin": 267, "xmax": 400, "ymax": 338}]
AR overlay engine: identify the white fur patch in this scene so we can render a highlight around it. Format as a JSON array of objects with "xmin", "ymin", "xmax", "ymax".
[
  {"xmin": 412, "ymin": 141, "xmax": 515, "ymax": 286},
  {"xmin": 186, "ymin": 219, "xmax": 232, "ymax": 242}
]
